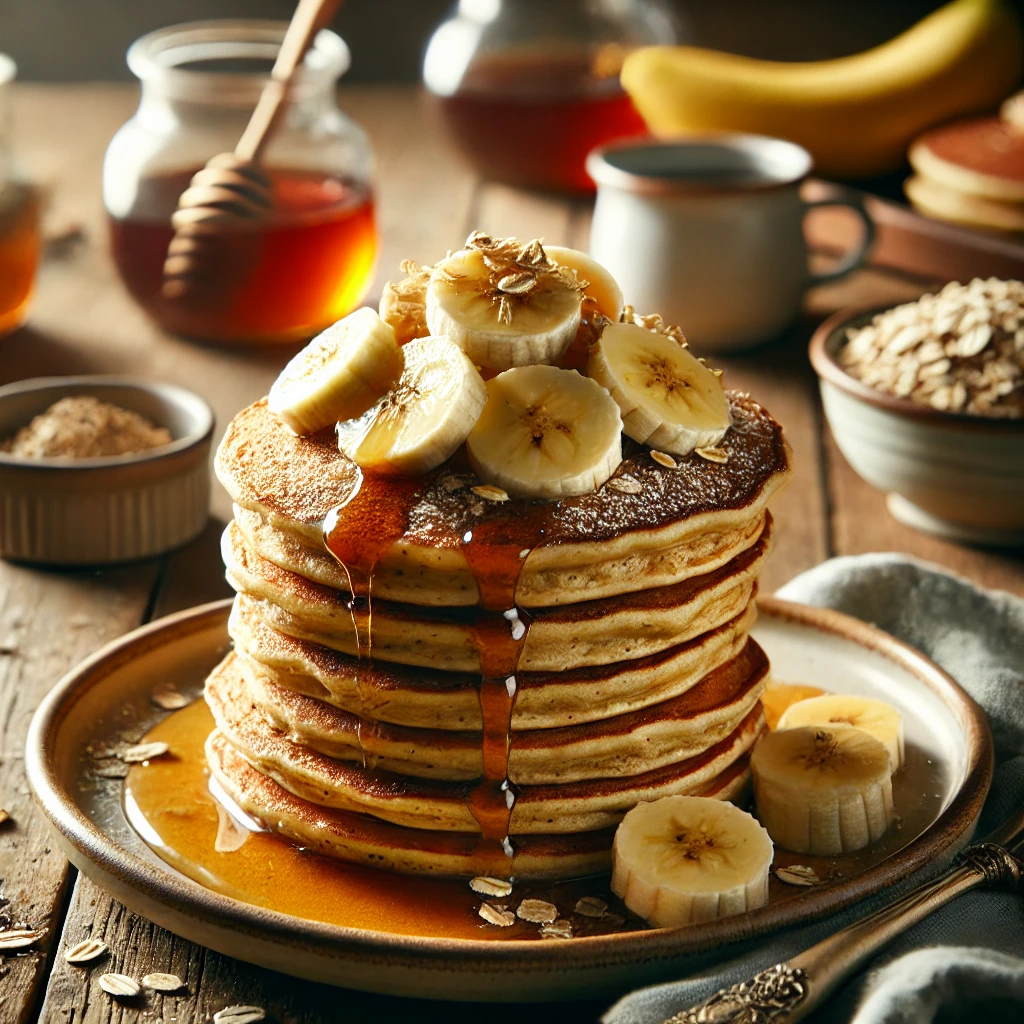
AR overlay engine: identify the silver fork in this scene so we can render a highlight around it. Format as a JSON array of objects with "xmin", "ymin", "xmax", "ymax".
[{"xmin": 663, "ymin": 809, "xmax": 1024, "ymax": 1024}]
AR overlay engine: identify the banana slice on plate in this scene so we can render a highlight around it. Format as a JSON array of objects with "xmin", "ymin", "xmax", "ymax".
[
  {"xmin": 752, "ymin": 724, "xmax": 895, "ymax": 856},
  {"xmin": 777, "ymin": 694, "xmax": 904, "ymax": 773},
  {"xmin": 544, "ymin": 245, "xmax": 624, "ymax": 321},
  {"xmin": 338, "ymin": 335, "xmax": 486, "ymax": 475},
  {"xmin": 466, "ymin": 365, "xmax": 622, "ymax": 500},
  {"xmin": 268, "ymin": 307, "xmax": 404, "ymax": 435},
  {"xmin": 611, "ymin": 795, "xmax": 773, "ymax": 927},
  {"xmin": 588, "ymin": 321, "xmax": 731, "ymax": 456},
  {"xmin": 379, "ymin": 260, "xmax": 432, "ymax": 346},
  {"xmin": 426, "ymin": 235, "xmax": 583, "ymax": 372}
]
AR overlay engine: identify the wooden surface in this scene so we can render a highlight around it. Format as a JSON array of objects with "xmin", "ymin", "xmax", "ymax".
[{"xmin": 0, "ymin": 84, "xmax": 1021, "ymax": 1024}]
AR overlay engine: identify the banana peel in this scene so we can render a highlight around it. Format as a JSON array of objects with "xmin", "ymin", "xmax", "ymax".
[{"xmin": 621, "ymin": 0, "xmax": 1023, "ymax": 179}]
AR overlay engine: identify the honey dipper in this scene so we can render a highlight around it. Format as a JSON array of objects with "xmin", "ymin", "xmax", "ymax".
[{"xmin": 162, "ymin": 0, "xmax": 343, "ymax": 303}]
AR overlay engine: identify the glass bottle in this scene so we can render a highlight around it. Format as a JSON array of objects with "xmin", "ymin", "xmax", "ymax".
[
  {"xmin": 423, "ymin": 0, "xmax": 680, "ymax": 194},
  {"xmin": 104, "ymin": 21, "xmax": 378, "ymax": 345},
  {"xmin": 0, "ymin": 54, "xmax": 42, "ymax": 338}
]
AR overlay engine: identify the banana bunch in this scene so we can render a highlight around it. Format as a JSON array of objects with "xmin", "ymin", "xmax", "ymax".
[
  {"xmin": 611, "ymin": 795, "xmax": 774, "ymax": 927},
  {"xmin": 621, "ymin": 0, "xmax": 1023, "ymax": 179},
  {"xmin": 268, "ymin": 234, "xmax": 733, "ymax": 495},
  {"xmin": 752, "ymin": 724, "xmax": 895, "ymax": 856}
]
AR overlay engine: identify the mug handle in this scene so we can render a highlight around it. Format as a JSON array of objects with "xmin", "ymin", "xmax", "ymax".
[{"xmin": 803, "ymin": 196, "xmax": 876, "ymax": 287}]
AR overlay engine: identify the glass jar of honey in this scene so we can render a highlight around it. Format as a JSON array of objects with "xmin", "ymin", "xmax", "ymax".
[
  {"xmin": 0, "ymin": 54, "xmax": 42, "ymax": 338},
  {"xmin": 423, "ymin": 0, "xmax": 680, "ymax": 194},
  {"xmin": 104, "ymin": 21, "xmax": 378, "ymax": 345}
]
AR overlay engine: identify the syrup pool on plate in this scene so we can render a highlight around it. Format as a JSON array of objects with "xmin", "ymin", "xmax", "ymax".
[
  {"xmin": 122, "ymin": 697, "xmax": 633, "ymax": 940},
  {"xmin": 109, "ymin": 166, "xmax": 377, "ymax": 344}
]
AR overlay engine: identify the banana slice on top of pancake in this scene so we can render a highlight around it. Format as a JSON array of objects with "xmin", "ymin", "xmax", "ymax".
[
  {"xmin": 426, "ymin": 233, "xmax": 584, "ymax": 372},
  {"xmin": 466, "ymin": 365, "xmax": 622, "ymax": 500},
  {"xmin": 589, "ymin": 320, "xmax": 731, "ymax": 457},
  {"xmin": 269, "ymin": 307, "xmax": 404, "ymax": 435},
  {"xmin": 338, "ymin": 335, "xmax": 486, "ymax": 475}
]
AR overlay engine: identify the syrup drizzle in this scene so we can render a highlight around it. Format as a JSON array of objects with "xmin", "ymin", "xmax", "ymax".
[
  {"xmin": 323, "ymin": 467, "xmax": 419, "ymax": 770},
  {"xmin": 323, "ymin": 463, "xmax": 550, "ymax": 872}
]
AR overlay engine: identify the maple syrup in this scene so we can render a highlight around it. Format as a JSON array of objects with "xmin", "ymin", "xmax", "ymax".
[
  {"xmin": 434, "ymin": 53, "xmax": 647, "ymax": 194},
  {"xmin": 124, "ymin": 698, "xmax": 632, "ymax": 940},
  {"xmin": 0, "ymin": 181, "xmax": 40, "ymax": 337},
  {"xmin": 109, "ymin": 167, "xmax": 377, "ymax": 344}
]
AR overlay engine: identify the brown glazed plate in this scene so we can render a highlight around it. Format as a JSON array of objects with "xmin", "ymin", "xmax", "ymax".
[{"xmin": 26, "ymin": 597, "xmax": 992, "ymax": 1002}]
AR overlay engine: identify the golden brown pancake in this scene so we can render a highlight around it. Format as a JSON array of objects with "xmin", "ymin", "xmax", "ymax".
[
  {"xmin": 229, "ymin": 598, "xmax": 759, "ymax": 731},
  {"xmin": 223, "ymin": 519, "xmax": 771, "ymax": 672},
  {"xmin": 221, "ymin": 639, "xmax": 767, "ymax": 783},
  {"xmin": 205, "ymin": 663, "xmax": 765, "ymax": 835},
  {"xmin": 215, "ymin": 393, "xmax": 790, "ymax": 608},
  {"xmin": 207, "ymin": 730, "xmax": 752, "ymax": 879}
]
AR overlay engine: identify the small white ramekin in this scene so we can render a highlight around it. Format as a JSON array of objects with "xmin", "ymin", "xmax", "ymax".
[
  {"xmin": 0, "ymin": 376, "xmax": 213, "ymax": 564},
  {"xmin": 810, "ymin": 308, "xmax": 1024, "ymax": 546}
]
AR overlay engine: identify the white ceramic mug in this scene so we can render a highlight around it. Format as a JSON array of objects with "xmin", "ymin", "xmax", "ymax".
[{"xmin": 587, "ymin": 135, "xmax": 875, "ymax": 352}]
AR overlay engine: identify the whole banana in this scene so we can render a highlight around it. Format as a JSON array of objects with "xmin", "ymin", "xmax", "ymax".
[{"xmin": 621, "ymin": 0, "xmax": 1023, "ymax": 179}]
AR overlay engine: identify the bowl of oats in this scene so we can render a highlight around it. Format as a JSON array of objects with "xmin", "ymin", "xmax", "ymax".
[
  {"xmin": 0, "ymin": 376, "xmax": 213, "ymax": 564},
  {"xmin": 810, "ymin": 278, "xmax": 1024, "ymax": 545}
]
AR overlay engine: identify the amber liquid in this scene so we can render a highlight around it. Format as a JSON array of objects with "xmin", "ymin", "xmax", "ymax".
[
  {"xmin": 124, "ymin": 698, "xmax": 631, "ymax": 940},
  {"xmin": 108, "ymin": 168, "xmax": 377, "ymax": 344},
  {"xmin": 435, "ymin": 52, "xmax": 647, "ymax": 194},
  {"xmin": 323, "ymin": 467, "xmax": 549, "ymax": 867},
  {"xmin": 0, "ymin": 182, "xmax": 41, "ymax": 336}
]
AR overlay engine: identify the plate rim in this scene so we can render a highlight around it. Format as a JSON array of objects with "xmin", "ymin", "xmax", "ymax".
[{"xmin": 26, "ymin": 595, "xmax": 993, "ymax": 975}]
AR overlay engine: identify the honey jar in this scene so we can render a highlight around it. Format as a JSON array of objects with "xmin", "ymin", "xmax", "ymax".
[
  {"xmin": 0, "ymin": 54, "xmax": 41, "ymax": 338},
  {"xmin": 103, "ymin": 21, "xmax": 378, "ymax": 345}
]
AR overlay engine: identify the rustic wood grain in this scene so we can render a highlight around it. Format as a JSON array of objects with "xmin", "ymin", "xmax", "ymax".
[{"xmin": 0, "ymin": 561, "xmax": 159, "ymax": 1024}]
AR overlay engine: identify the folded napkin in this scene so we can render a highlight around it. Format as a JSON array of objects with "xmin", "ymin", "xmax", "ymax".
[{"xmin": 604, "ymin": 554, "xmax": 1024, "ymax": 1024}]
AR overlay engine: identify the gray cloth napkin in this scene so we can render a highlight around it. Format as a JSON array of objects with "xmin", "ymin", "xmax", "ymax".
[{"xmin": 604, "ymin": 554, "xmax": 1024, "ymax": 1024}]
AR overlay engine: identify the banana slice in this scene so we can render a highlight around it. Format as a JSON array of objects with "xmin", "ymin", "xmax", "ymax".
[
  {"xmin": 466, "ymin": 365, "xmax": 622, "ymax": 500},
  {"xmin": 379, "ymin": 260, "xmax": 432, "ymax": 346},
  {"xmin": 338, "ymin": 335, "xmax": 486, "ymax": 475},
  {"xmin": 752, "ymin": 724, "xmax": 895, "ymax": 856},
  {"xmin": 268, "ymin": 308, "xmax": 404, "ymax": 435},
  {"xmin": 777, "ymin": 694, "xmax": 904, "ymax": 773},
  {"xmin": 589, "ymin": 320, "xmax": 731, "ymax": 456},
  {"xmin": 426, "ymin": 234, "xmax": 583, "ymax": 372},
  {"xmin": 544, "ymin": 246, "xmax": 624, "ymax": 321},
  {"xmin": 611, "ymin": 795, "xmax": 773, "ymax": 928}
]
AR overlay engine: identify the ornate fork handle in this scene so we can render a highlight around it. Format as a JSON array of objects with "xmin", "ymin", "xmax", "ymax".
[{"xmin": 664, "ymin": 843, "xmax": 1024, "ymax": 1024}]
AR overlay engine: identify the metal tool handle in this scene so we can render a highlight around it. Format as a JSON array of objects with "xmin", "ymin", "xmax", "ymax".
[{"xmin": 664, "ymin": 843, "xmax": 1024, "ymax": 1024}]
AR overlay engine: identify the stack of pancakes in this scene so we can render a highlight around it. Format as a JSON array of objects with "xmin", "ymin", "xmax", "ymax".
[{"xmin": 205, "ymin": 392, "xmax": 791, "ymax": 879}]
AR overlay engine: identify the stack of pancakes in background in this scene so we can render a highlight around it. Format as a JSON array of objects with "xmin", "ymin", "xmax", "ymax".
[
  {"xmin": 907, "ymin": 92, "xmax": 1024, "ymax": 233},
  {"xmin": 204, "ymin": 392, "xmax": 791, "ymax": 880}
]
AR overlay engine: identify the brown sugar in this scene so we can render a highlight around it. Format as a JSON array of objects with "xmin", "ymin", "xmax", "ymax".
[{"xmin": 1, "ymin": 395, "xmax": 173, "ymax": 459}]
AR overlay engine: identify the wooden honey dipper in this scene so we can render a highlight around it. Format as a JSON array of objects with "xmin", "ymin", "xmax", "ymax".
[{"xmin": 162, "ymin": 0, "xmax": 343, "ymax": 303}]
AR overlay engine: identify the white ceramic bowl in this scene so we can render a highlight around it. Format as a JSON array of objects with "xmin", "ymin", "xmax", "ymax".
[
  {"xmin": 0, "ymin": 376, "xmax": 213, "ymax": 564},
  {"xmin": 810, "ymin": 308, "xmax": 1024, "ymax": 546}
]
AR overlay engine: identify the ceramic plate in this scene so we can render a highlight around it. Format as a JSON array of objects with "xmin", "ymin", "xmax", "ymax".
[{"xmin": 26, "ymin": 597, "xmax": 992, "ymax": 1002}]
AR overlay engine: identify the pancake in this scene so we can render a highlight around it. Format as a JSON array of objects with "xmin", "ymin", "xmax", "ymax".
[
  {"xmin": 230, "ymin": 598, "xmax": 759, "ymax": 731},
  {"xmin": 206, "ymin": 664, "xmax": 765, "ymax": 835},
  {"xmin": 232, "ymin": 502, "xmax": 769, "ymax": 610},
  {"xmin": 223, "ymin": 639, "xmax": 767, "ymax": 783},
  {"xmin": 216, "ymin": 393, "xmax": 790, "ymax": 608},
  {"xmin": 905, "ymin": 173, "xmax": 1024, "ymax": 233},
  {"xmin": 207, "ymin": 730, "xmax": 752, "ymax": 879},
  {"xmin": 223, "ymin": 518, "xmax": 771, "ymax": 673}
]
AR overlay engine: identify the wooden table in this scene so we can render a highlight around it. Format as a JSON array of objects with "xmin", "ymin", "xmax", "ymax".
[{"xmin": 1, "ymin": 84, "xmax": 1021, "ymax": 1024}]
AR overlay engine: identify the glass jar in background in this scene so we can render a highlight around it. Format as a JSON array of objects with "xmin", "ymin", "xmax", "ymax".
[
  {"xmin": 104, "ymin": 21, "xmax": 377, "ymax": 345},
  {"xmin": 0, "ymin": 54, "xmax": 42, "ymax": 338},
  {"xmin": 423, "ymin": 0, "xmax": 680, "ymax": 194}
]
